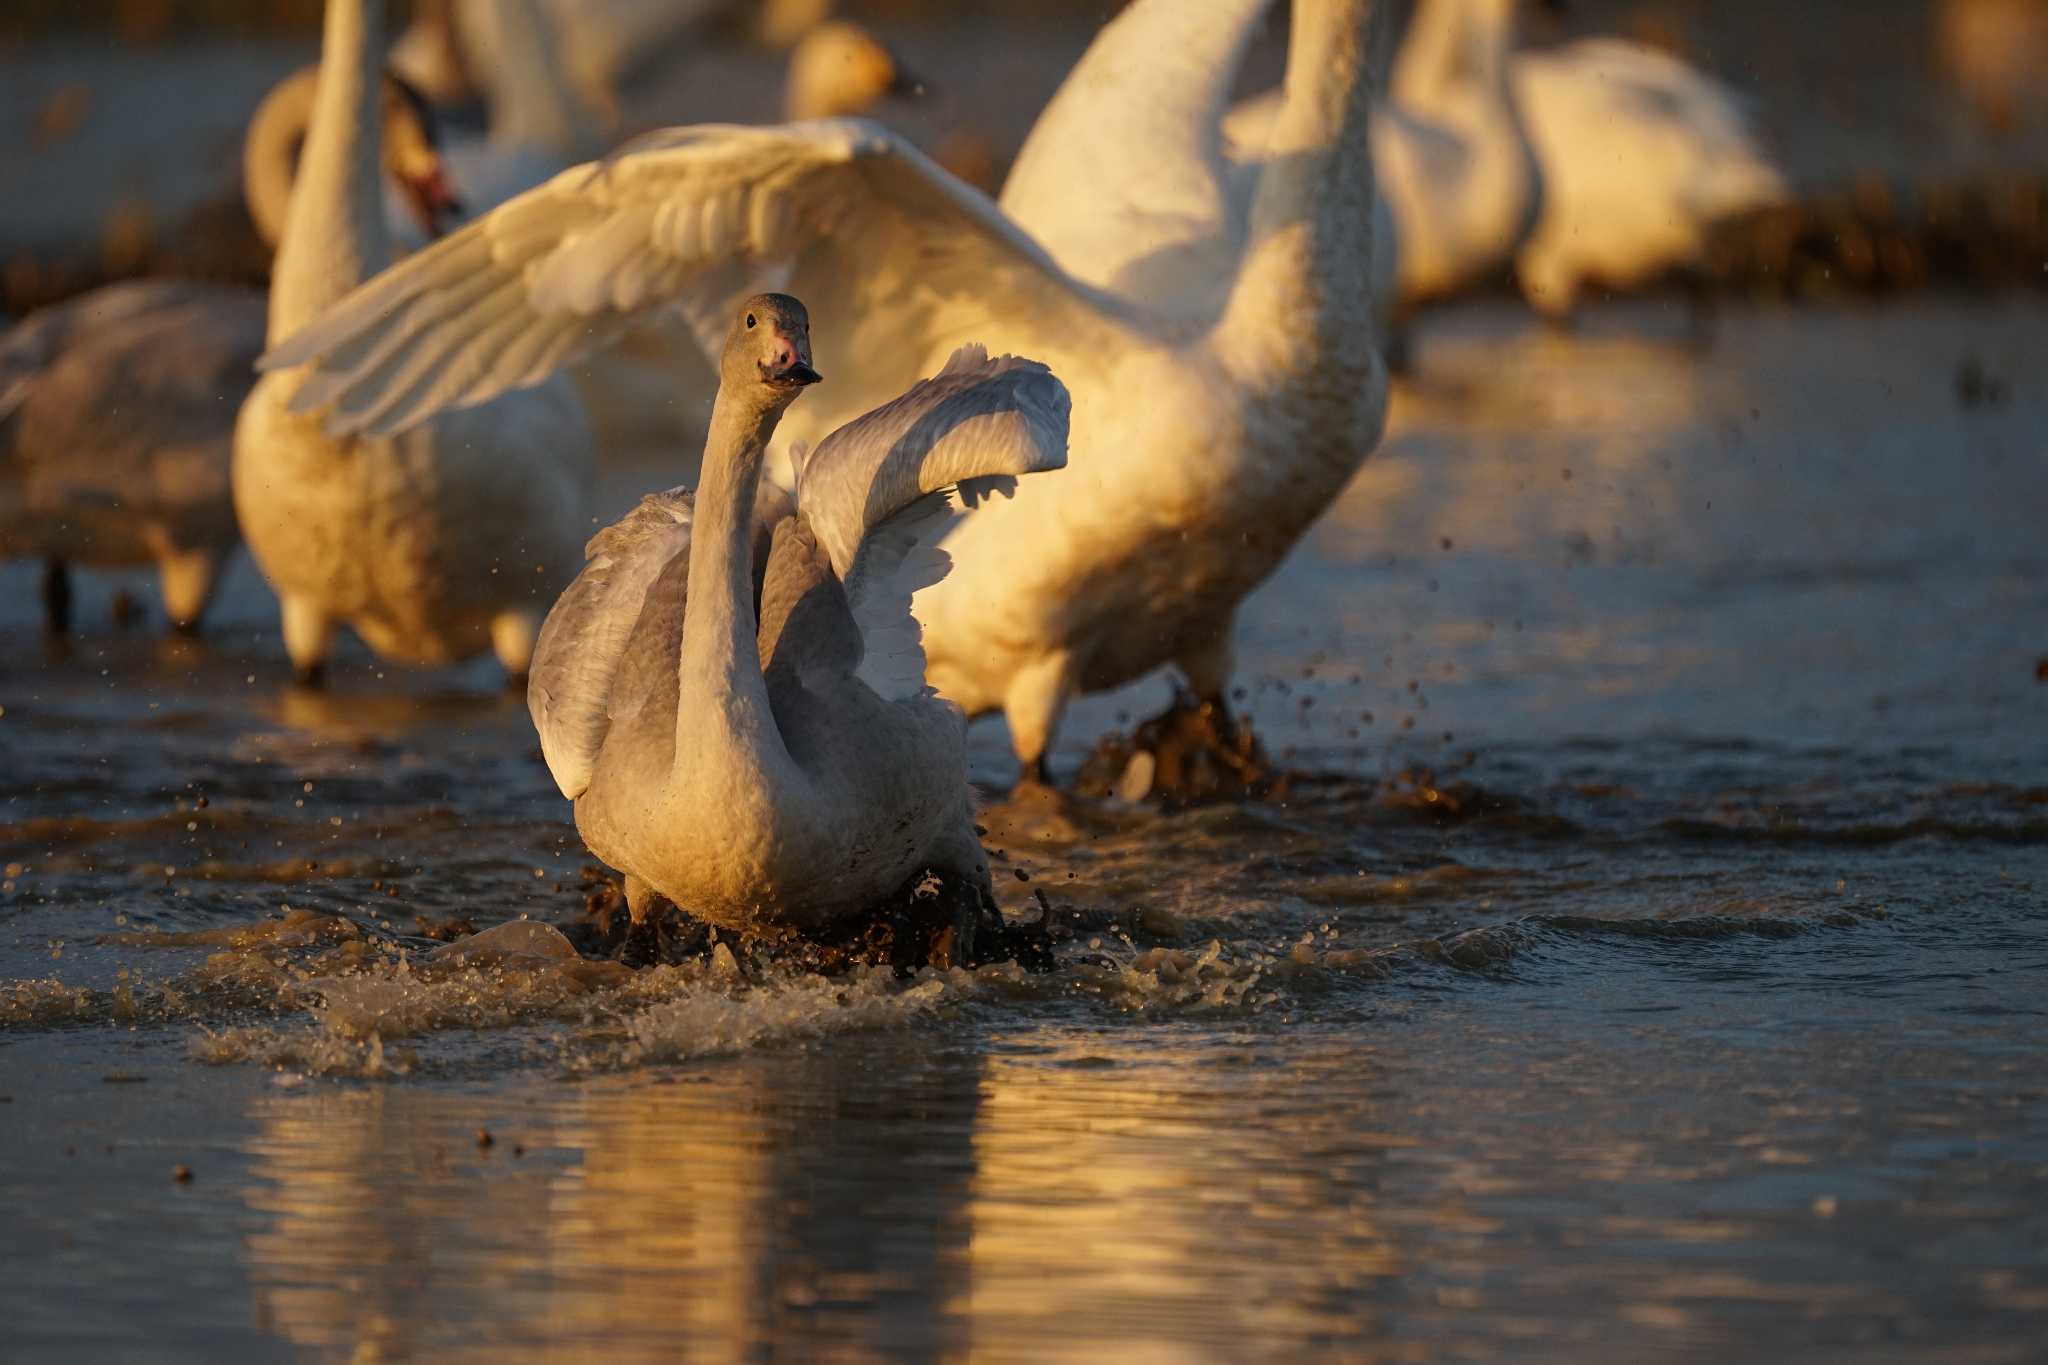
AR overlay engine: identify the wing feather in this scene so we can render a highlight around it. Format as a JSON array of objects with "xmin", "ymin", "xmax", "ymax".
[
  {"xmin": 260, "ymin": 120, "xmax": 1116, "ymax": 440},
  {"xmin": 794, "ymin": 345, "xmax": 1070, "ymax": 578}
]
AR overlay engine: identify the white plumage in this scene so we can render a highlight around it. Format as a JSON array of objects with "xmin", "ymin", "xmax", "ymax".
[
  {"xmin": 1511, "ymin": 38, "xmax": 1789, "ymax": 316},
  {"xmin": 263, "ymin": 0, "xmax": 1387, "ymax": 781}
]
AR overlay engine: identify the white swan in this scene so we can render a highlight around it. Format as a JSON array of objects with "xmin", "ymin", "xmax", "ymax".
[
  {"xmin": 1510, "ymin": 38, "xmax": 1788, "ymax": 318},
  {"xmin": 1, "ymin": 69, "xmax": 458, "ymax": 637},
  {"xmin": 260, "ymin": 0, "xmax": 1386, "ymax": 782},
  {"xmin": 434, "ymin": 0, "xmax": 609, "ymax": 218},
  {"xmin": 233, "ymin": 0, "xmax": 595, "ymax": 684},
  {"xmin": 783, "ymin": 20, "xmax": 917, "ymax": 122},
  {"xmin": 243, "ymin": 64, "xmax": 464, "ymax": 253},
  {"xmin": 533, "ymin": 293, "xmax": 1067, "ymax": 939}
]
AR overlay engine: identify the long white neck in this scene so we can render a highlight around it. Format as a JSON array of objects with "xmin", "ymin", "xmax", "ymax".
[
  {"xmin": 268, "ymin": 0, "xmax": 390, "ymax": 345},
  {"xmin": 1212, "ymin": 0, "xmax": 1380, "ymax": 396},
  {"xmin": 1390, "ymin": 0, "xmax": 1513, "ymax": 107},
  {"xmin": 242, "ymin": 68, "xmax": 318, "ymax": 252},
  {"xmin": 462, "ymin": 0, "xmax": 595, "ymax": 156},
  {"xmin": 678, "ymin": 388, "xmax": 789, "ymax": 769}
]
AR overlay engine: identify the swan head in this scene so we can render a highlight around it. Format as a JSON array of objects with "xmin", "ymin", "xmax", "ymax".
[
  {"xmin": 379, "ymin": 73, "xmax": 463, "ymax": 238},
  {"xmin": 784, "ymin": 21, "xmax": 919, "ymax": 121},
  {"xmin": 723, "ymin": 293, "xmax": 822, "ymax": 404}
]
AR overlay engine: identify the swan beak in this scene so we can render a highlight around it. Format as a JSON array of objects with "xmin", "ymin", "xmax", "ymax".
[
  {"xmin": 776, "ymin": 360, "xmax": 823, "ymax": 387},
  {"xmin": 764, "ymin": 327, "xmax": 822, "ymax": 387},
  {"xmin": 404, "ymin": 167, "xmax": 464, "ymax": 238}
]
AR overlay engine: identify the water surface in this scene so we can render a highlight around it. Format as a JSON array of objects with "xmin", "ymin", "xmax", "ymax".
[{"xmin": 3, "ymin": 300, "xmax": 2045, "ymax": 1361}]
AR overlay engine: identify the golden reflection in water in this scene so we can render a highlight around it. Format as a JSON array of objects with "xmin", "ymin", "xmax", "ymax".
[
  {"xmin": 233, "ymin": 1032, "xmax": 1435, "ymax": 1360},
  {"xmin": 964, "ymin": 1034, "xmax": 1408, "ymax": 1359}
]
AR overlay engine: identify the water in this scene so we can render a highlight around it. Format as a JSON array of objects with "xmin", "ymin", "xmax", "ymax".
[{"xmin": 3, "ymin": 299, "xmax": 2046, "ymax": 1361}]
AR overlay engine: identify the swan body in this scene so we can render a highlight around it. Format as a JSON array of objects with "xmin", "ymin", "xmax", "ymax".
[
  {"xmin": 538, "ymin": 296, "xmax": 1069, "ymax": 934},
  {"xmin": 234, "ymin": 0, "xmax": 594, "ymax": 682},
  {"xmin": 260, "ymin": 0, "xmax": 1386, "ymax": 777},
  {"xmin": 1511, "ymin": 39, "xmax": 1788, "ymax": 316},
  {"xmin": 0, "ymin": 282, "xmax": 260, "ymax": 631},
  {"xmin": 0, "ymin": 65, "xmax": 454, "ymax": 635}
]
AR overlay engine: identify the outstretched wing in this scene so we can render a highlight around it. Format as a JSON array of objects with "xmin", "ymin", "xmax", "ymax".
[
  {"xmin": 999, "ymin": 0, "xmax": 1273, "ymax": 316},
  {"xmin": 259, "ymin": 119, "xmax": 1116, "ymax": 439},
  {"xmin": 793, "ymin": 345, "xmax": 1070, "ymax": 700}
]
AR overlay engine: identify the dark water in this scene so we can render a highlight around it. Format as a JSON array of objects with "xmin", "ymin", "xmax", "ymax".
[{"xmin": 3, "ymin": 300, "xmax": 2046, "ymax": 1361}]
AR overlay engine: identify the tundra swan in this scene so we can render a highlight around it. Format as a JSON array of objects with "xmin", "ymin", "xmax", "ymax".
[
  {"xmin": 1, "ymin": 68, "xmax": 458, "ymax": 636},
  {"xmin": 233, "ymin": 0, "xmax": 595, "ymax": 685},
  {"xmin": 532, "ymin": 293, "xmax": 1067, "ymax": 942},
  {"xmin": 260, "ymin": 0, "xmax": 1386, "ymax": 784},
  {"xmin": 1510, "ymin": 36, "xmax": 1788, "ymax": 317}
]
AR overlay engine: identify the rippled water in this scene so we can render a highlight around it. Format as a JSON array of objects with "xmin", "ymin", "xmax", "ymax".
[{"xmin": 3, "ymin": 300, "xmax": 2045, "ymax": 1361}]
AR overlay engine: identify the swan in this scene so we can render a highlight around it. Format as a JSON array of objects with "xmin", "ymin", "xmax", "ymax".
[
  {"xmin": 1211, "ymin": 0, "xmax": 1538, "ymax": 322},
  {"xmin": 244, "ymin": 64, "xmax": 463, "ymax": 253},
  {"xmin": 1, "ymin": 68, "xmax": 459, "ymax": 637},
  {"xmin": 783, "ymin": 20, "xmax": 918, "ymax": 122},
  {"xmin": 259, "ymin": 0, "xmax": 1386, "ymax": 785},
  {"xmin": 1510, "ymin": 38, "xmax": 1788, "ymax": 318},
  {"xmin": 530, "ymin": 293, "xmax": 1068, "ymax": 942},
  {"xmin": 434, "ymin": 0, "xmax": 609, "ymax": 218},
  {"xmin": 233, "ymin": 0, "xmax": 595, "ymax": 685}
]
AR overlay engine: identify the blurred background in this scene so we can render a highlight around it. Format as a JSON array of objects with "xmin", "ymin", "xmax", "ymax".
[{"xmin": 3, "ymin": 0, "xmax": 2045, "ymax": 314}]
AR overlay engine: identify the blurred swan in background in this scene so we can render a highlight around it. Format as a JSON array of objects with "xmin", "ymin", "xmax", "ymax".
[
  {"xmin": 260, "ymin": 0, "xmax": 1387, "ymax": 789},
  {"xmin": 783, "ymin": 20, "xmax": 918, "ymax": 122},
  {"xmin": 1510, "ymin": 36, "xmax": 1789, "ymax": 318},
  {"xmin": 243, "ymin": 63, "xmax": 462, "ymax": 252},
  {"xmin": 234, "ymin": 0, "xmax": 594, "ymax": 684},
  {"xmin": 1216, "ymin": 0, "xmax": 1536, "ymax": 361},
  {"xmin": 535, "ymin": 295, "xmax": 1067, "ymax": 944},
  {"xmin": 0, "ymin": 67, "xmax": 457, "ymax": 637}
]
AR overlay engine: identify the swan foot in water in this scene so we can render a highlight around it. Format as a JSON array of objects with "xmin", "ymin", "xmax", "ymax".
[
  {"xmin": 1076, "ymin": 689, "xmax": 1278, "ymax": 804},
  {"xmin": 40, "ymin": 559, "xmax": 71, "ymax": 635},
  {"xmin": 490, "ymin": 609, "xmax": 542, "ymax": 682},
  {"xmin": 158, "ymin": 546, "xmax": 224, "ymax": 636},
  {"xmin": 281, "ymin": 595, "xmax": 334, "ymax": 688}
]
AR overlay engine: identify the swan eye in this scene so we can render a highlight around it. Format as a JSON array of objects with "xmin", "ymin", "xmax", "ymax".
[{"xmin": 745, "ymin": 313, "xmax": 757, "ymax": 330}]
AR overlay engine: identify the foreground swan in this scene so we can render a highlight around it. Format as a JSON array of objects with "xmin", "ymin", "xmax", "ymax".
[
  {"xmin": 1511, "ymin": 38, "xmax": 1787, "ymax": 317},
  {"xmin": 1, "ymin": 70, "xmax": 456, "ymax": 636},
  {"xmin": 235, "ymin": 0, "xmax": 594, "ymax": 683},
  {"xmin": 533, "ymin": 294, "xmax": 1068, "ymax": 940},
  {"xmin": 260, "ymin": 0, "xmax": 1385, "ymax": 783}
]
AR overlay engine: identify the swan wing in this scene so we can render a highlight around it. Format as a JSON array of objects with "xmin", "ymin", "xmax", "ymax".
[
  {"xmin": 259, "ymin": 119, "xmax": 1112, "ymax": 439},
  {"xmin": 1001, "ymin": 0, "xmax": 1273, "ymax": 314},
  {"xmin": 796, "ymin": 345, "xmax": 1071, "ymax": 701},
  {"xmin": 528, "ymin": 487, "xmax": 694, "ymax": 799},
  {"xmin": 529, "ymin": 479, "xmax": 795, "ymax": 798}
]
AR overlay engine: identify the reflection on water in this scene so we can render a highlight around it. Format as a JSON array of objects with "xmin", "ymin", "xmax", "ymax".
[{"xmin": 4, "ymin": 301, "xmax": 2047, "ymax": 1361}]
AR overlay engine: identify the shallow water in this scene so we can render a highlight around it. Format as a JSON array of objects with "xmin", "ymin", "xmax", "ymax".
[{"xmin": 3, "ymin": 300, "xmax": 2046, "ymax": 1361}]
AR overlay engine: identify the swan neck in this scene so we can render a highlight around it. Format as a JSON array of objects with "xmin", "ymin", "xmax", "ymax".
[
  {"xmin": 242, "ymin": 67, "xmax": 317, "ymax": 253},
  {"xmin": 1214, "ymin": 0, "xmax": 1381, "ymax": 390},
  {"xmin": 268, "ymin": 0, "xmax": 390, "ymax": 345},
  {"xmin": 678, "ymin": 390, "xmax": 787, "ymax": 760},
  {"xmin": 462, "ymin": 0, "xmax": 596, "ymax": 155},
  {"xmin": 1391, "ymin": 0, "xmax": 1513, "ymax": 105}
]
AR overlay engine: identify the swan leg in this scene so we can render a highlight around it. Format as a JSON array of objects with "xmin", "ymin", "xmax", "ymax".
[
  {"xmin": 489, "ymin": 608, "xmax": 542, "ymax": 683},
  {"xmin": 623, "ymin": 874, "xmax": 668, "ymax": 926},
  {"xmin": 1004, "ymin": 650, "xmax": 1074, "ymax": 789},
  {"xmin": 157, "ymin": 545, "xmax": 225, "ymax": 635},
  {"xmin": 281, "ymin": 595, "xmax": 335, "ymax": 688},
  {"xmin": 40, "ymin": 558, "xmax": 71, "ymax": 635}
]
